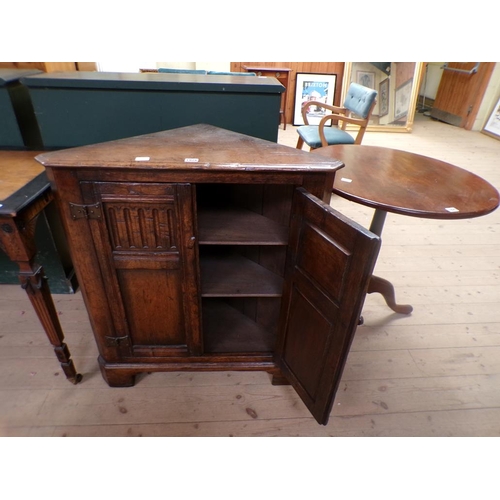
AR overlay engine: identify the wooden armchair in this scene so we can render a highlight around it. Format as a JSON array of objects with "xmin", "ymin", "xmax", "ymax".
[{"xmin": 296, "ymin": 82, "xmax": 377, "ymax": 150}]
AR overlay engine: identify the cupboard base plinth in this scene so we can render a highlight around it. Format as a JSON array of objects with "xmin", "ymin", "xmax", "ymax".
[
  {"xmin": 271, "ymin": 373, "xmax": 291, "ymax": 386},
  {"xmin": 98, "ymin": 356, "xmax": 280, "ymax": 386},
  {"xmin": 99, "ymin": 357, "xmax": 137, "ymax": 387}
]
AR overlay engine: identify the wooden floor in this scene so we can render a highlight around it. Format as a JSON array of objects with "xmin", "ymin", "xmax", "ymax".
[{"xmin": 1, "ymin": 114, "xmax": 499, "ymax": 437}]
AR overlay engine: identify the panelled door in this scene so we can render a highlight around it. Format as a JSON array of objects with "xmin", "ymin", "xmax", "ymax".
[
  {"xmin": 80, "ymin": 181, "xmax": 201, "ymax": 358},
  {"xmin": 430, "ymin": 62, "xmax": 495, "ymax": 129},
  {"xmin": 275, "ymin": 188, "xmax": 381, "ymax": 425}
]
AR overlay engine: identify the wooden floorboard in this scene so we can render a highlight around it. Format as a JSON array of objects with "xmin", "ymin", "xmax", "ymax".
[{"xmin": 1, "ymin": 114, "xmax": 499, "ymax": 437}]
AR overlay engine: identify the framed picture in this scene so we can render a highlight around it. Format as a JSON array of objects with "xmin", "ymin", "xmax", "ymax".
[
  {"xmin": 394, "ymin": 78, "xmax": 413, "ymax": 121},
  {"xmin": 293, "ymin": 73, "xmax": 337, "ymax": 126},
  {"xmin": 356, "ymin": 71, "xmax": 375, "ymax": 89},
  {"xmin": 482, "ymin": 96, "xmax": 500, "ymax": 140},
  {"xmin": 379, "ymin": 78, "xmax": 389, "ymax": 117}
]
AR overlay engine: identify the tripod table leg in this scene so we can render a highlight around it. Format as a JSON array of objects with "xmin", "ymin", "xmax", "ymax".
[{"xmin": 368, "ymin": 275, "xmax": 413, "ymax": 315}]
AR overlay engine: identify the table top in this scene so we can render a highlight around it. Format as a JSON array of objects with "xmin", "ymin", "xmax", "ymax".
[
  {"xmin": 313, "ymin": 145, "xmax": 500, "ymax": 220},
  {"xmin": 0, "ymin": 150, "xmax": 47, "ymax": 217}
]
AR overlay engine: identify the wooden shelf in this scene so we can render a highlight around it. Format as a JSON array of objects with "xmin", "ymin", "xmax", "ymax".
[
  {"xmin": 200, "ymin": 252, "xmax": 284, "ymax": 297},
  {"xmin": 198, "ymin": 207, "xmax": 289, "ymax": 245},
  {"xmin": 202, "ymin": 299, "xmax": 276, "ymax": 353}
]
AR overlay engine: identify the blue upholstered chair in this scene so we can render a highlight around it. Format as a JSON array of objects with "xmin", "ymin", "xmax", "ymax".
[
  {"xmin": 296, "ymin": 83, "xmax": 377, "ymax": 150},
  {"xmin": 207, "ymin": 71, "xmax": 257, "ymax": 76},
  {"xmin": 156, "ymin": 69, "xmax": 257, "ymax": 77},
  {"xmin": 158, "ymin": 68, "xmax": 207, "ymax": 74}
]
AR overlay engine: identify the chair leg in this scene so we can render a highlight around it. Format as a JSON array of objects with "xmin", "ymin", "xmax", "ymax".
[{"xmin": 296, "ymin": 137, "xmax": 304, "ymax": 150}]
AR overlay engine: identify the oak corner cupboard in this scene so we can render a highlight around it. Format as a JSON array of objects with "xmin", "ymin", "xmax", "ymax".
[{"xmin": 36, "ymin": 124, "xmax": 380, "ymax": 425}]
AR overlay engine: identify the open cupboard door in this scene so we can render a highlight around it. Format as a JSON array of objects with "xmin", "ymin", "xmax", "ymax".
[{"xmin": 275, "ymin": 188, "xmax": 381, "ymax": 425}]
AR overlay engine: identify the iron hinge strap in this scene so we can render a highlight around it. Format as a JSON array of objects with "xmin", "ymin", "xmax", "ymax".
[
  {"xmin": 69, "ymin": 202, "xmax": 102, "ymax": 220},
  {"xmin": 104, "ymin": 336, "xmax": 130, "ymax": 347}
]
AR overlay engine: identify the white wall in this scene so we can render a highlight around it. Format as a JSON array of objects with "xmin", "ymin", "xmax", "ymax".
[
  {"xmin": 419, "ymin": 62, "xmax": 444, "ymax": 100},
  {"xmin": 96, "ymin": 61, "xmax": 157, "ymax": 72},
  {"xmin": 96, "ymin": 61, "xmax": 231, "ymax": 73},
  {"xmin": 474, "ymin": 63, "xmax": 500, "ymax": 131},
  {"xmin": 195, "ymin": 62, "xmax": 231, "ymax": 72}
]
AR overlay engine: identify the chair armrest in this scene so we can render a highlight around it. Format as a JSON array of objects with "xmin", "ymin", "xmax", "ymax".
[
  {"xmin": 301, "ymin": 100, "xmax": 347, "ymax": 125},
  {"xmin": 318, "ymin": 114, "xmax": 368, "ymax": 147}
]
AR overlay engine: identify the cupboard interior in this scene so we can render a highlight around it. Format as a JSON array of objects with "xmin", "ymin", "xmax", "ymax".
[{"xmin": 196, "ymin": 183, "xmax": 294, "ymax": 355}]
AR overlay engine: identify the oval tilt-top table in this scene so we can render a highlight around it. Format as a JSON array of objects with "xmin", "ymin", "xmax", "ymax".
[{"xmin": 313, "ymin": 144, "xmax": 500, "ymax": 314}]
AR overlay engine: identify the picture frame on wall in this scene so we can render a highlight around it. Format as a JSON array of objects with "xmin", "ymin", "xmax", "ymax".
[
  {"xmin": 482, "ymin": 96, "xmax": 500, "ymax": 140},
  {"xmin": 293, "ymin": 73, "xmax": 337, "ymax": 126},
  {"xmin": 379, "ymin": 78, "xmax": 389, "ymax": 117},
  {"xmin": 356, "ymin": 71, "xmax": 375, "ymax": 89},
  {"xmin": 394, "ymin": 79, "xmax": 413, "ymax": 121}
]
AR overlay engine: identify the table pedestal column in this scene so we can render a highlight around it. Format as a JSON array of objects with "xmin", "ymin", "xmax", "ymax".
[{"xmin": 367, "ymin": 209, "xmax": 413, "ymax": 315}]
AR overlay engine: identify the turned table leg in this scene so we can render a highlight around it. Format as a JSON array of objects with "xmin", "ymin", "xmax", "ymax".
[
  {"xmin": 19, "ymin": 266, "xmax": 82, "ymax": 384},
  {"xmin": 0, "ymin": 199, "xmax": 82, "ymax": 384}
]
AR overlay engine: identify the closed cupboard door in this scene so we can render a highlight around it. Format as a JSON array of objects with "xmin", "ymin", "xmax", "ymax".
[
  {"xmin": 80, "ymin": 182, "xmax": 201, "ymax": 358},
  {"xmin": 275, "ymin": 188, "xmax": 381, "ymax": 425}
]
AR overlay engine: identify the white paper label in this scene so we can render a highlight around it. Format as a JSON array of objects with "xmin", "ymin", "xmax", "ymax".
[
  {"xmin": 445, "ymin": 207, "xmax": 459, "ymax": 213},
  {"xmin": 135, "ymin": 156, "xmax": 150, "ymax": 161},
  {"xmin": 340, "ymin": 177, "xmax": 353, "ymax": 183},
  {"xmin": 184, "ymin": 158, "xmax": 199, "ymax": 163}
]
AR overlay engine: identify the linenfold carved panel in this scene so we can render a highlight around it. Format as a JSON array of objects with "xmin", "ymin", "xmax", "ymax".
[{"xmin": 104, "ymin": 203, "xmax": 178, "ymax": 251}]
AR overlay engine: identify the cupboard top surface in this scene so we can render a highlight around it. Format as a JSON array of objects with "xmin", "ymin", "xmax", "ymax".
[
  {"xmin": 36, "ymin": 124, "xmax": 344, "ymax": 173},
  {"xmin": 21, "ymin": 71, "xmax": 284, "ymax": 93},
  {"xmin": 0, "ymin": 69, "xmax": 42, "ymax": 85}
]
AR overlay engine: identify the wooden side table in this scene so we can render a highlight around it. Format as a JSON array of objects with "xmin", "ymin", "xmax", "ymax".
[
  {"xmin": 314, "ymin": 144, "xmax": 500, "ymax": 314},
  {"xmin": 243, "ymin": 66, "xmax": 291, "ymax": 130},
  {"xmin": 0, "ymin": 151, "xmax": 82, "ymax": 384}
]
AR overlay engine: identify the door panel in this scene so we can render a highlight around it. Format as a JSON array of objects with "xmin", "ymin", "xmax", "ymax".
[
  {"xmin": 82, "ymin": 182, "xmax": 201, "ymax": 357},
  {"xmin": 117, "ymin": 269, "xmax": 185, "ymax": 346},
  {"xmin": 275, "ymin": 188, "xmax": 381, "ymax": 425}
]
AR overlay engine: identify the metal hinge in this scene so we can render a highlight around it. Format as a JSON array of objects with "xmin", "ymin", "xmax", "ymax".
[
  {"xmin": 104, "ymin": 335, "xmax": 130, "ymax": 347},
  {"xmin": 69, "ymin": 202, "xmax": 102, "ymax": 220}
]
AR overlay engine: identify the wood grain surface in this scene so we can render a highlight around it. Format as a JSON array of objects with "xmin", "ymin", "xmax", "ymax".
[
  {"xmin": 0, "ymin": 151, "xmax": 44, "ymax": 201},
  {"xmin": 1, "ymin": 113, "xmax": 499, "ymax": 436}
]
